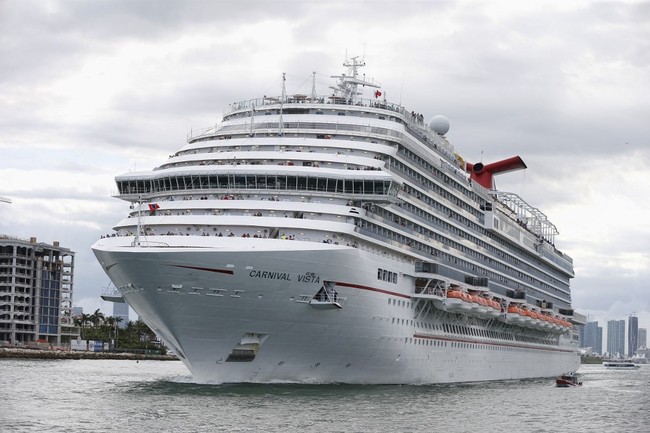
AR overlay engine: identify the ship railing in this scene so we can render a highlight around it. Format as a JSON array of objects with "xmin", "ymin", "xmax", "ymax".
[
  {"xmin": 220, "ymin": 95, "xmax": 459, "ymax": 160},
  {"xmin": 223, "ymin": 94, "xmax": 406, "ymax": 116},
  {"xmin": 221, "ymin": 94, "xmax": 456, "ymax": 150},
  {"xmin": 101, "ymin": 286, "xmax": 125, "ymax": 303},
  {"xmin": 101, "ymin": 286, "xmax": 121, "ymax": 297},
  {"xmin": 187, "ymin": 118, "xmax": 406, "ymax": 142},
  {"xmin": 130, "ymin": 240, "xmax": 171, "ymax": 248}
]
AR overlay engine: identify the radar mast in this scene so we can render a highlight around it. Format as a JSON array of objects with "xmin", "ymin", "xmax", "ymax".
[{"xmin": 330, "ymin": 56, "xmax": 381, "ymax": 105}]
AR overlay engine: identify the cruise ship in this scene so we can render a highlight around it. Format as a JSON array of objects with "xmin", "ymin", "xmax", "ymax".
[{"xmin": 92, "ymin": 57, "xmax": 585, "ymax": 384}]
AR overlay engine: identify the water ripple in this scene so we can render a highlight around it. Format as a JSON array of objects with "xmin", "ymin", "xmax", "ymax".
[{"xmin": 1, "ymin": 360, "xmax": 649, "ymax": 433}]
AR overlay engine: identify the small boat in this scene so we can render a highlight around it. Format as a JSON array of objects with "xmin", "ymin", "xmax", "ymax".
[
  {"xmin": 555, "ymin": 373, "xmax": 582, "ymax": 387},
  {"xmin": 602, "ymin": 359, "xmax": 640, "ymax": 369}
]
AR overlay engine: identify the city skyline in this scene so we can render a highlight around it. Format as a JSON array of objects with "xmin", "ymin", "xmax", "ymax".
[{"xmin": 583, "ymin": 316, "xmax": 647, "ymax": 356}]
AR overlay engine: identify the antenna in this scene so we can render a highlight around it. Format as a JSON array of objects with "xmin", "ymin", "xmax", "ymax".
[
  {"xmin": 134, "ymin": 198, "xmax": 142, "ymax": 247},
  {"xmin": 249, "ymin": 103, "xmax": 255, "ymax": 137},
  {"xmin": 311, "ymin": 71, "xmax": 317, "ymax": 102},
  {"xmin": 279, "ymin": 72, "xmax": 286, "ymax": 136}
]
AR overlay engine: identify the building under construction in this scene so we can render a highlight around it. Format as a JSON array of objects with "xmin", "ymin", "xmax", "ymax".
[{"xmin": 0, "ymin": 236, "xmax": 76, "ymax": 346}]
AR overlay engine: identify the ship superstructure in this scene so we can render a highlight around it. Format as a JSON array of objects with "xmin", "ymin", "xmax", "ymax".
[{"xmin": 93, "ymin": 57, "xmax": 585, "ymax": 384}]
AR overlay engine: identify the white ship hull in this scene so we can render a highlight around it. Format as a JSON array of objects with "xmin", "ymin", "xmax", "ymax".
[{"xmin": 93, "ymin": 236, "xmax": 579, "ymax": 384}]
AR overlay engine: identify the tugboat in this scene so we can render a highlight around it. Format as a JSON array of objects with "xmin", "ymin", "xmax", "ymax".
[{"xmin": 555, "ymin": 372, "xmax": 582, "ymax": 387}]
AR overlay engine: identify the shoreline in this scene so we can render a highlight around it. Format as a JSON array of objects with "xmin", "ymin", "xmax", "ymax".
[{"xmin": 0, "ymin": 347, "xmax": 178, "ymax": 361}]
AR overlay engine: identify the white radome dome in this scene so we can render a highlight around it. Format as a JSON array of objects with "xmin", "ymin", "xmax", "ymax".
[{"xmin": 429, "ymin": 115, "xmax": 450, "ymax": 135}]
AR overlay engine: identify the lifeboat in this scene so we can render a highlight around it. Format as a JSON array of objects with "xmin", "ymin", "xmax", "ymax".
[
  {"xmin": 543, "ymin": 314, "xmax": 557, "ymax": 331},
  {"xmin": 555, "ymin": 317, "xmax": 565, "ymax": 332},
  {"xmin": 529, "ymin": 310, "xmax": 548, "ymax": 330},
  {"xmin": 518, "ymin": 306, "xmax": 534, "ymax": 326},
  {"xmin": 443, "ymin": 288, "xmax": 473, "ymax": 312},
  {"xmin": 538, "ymin": 314, "xmax": 553, "ymax": 331},
  {"xmin": 522, "ymin": 309, "xmax": 537, "ymax": 329},
  {"xmin": 466, "ymin": 293, "xmax": 489, "ymax": 317},
  {"xmin": 559, "ymin": 318, "xmax": 572, "ymax": 332},
  {"xmin": 470, "ymin": 295, "xmax": 500, "ymax": 319},
  {"xmin": 484, "ymin": 298, "xmax": 502, "ymax": 318},
  {"xmin": 501, "ymin": 304, "xmax": 527, "ymax": 325}
]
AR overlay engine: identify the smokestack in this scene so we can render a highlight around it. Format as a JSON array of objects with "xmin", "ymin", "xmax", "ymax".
[{"xmin": 465, "ymin": 156, "xmax": 527, "ymax": 189}]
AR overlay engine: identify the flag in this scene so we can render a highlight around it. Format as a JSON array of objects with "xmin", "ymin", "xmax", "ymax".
[
  {"xmin": 374, "ymin": 90, "xmax": 382, "ymax": 98},
  {"xmin": 148, "ymin": 203, "xmax": 160, "ymax": 214}
]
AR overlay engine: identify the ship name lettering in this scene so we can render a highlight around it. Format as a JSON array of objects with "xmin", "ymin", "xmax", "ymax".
[
  {"xmin": 249, "ymin": 270, "xmax": 292, "ymax": 281},
  {"xmin": 297, "ymin": 274, "xmax": 320, "ymax": 283}
]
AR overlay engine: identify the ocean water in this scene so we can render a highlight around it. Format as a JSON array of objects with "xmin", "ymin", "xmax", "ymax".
[{"xmin": 1, "ymin": 359, "xmax": 648, "ymax": 432}]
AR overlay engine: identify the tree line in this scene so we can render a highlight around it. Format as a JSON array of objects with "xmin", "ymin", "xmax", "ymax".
[{"xmin": 72, "ymin": 309, "xmax": 165, "ymax": 354}]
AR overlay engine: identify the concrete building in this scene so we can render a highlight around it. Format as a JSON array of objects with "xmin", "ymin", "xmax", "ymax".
[
  {"xmin": 0, "ymin": 235, "xmax": 76, "ymax": 346},
  {"xmin": 607, "ymin": 319, "xmax": 625, "ymax": 357},
  {"xmin": 628, "ymin": 315, "xmax": 639, "ymax": 357}
]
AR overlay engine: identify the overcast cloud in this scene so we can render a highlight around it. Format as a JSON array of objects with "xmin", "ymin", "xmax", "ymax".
[{"xmin": 1, "ymin": 0, "xmax": 648, "ymax": 346}]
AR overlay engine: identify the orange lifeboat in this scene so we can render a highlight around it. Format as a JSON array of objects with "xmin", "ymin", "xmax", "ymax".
[
  {"xmin": 444, "ymin": 288, "xmax": 473, "ymax": 312},
  {"xmin": 503, "ymin": 304, "xmax": 525, "ymax": 325},
  {"xmin": 481, "ymin": 297, "xmax": 501, "ymax": 318}
]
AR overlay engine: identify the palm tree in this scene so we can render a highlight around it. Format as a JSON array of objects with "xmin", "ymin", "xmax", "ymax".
[
  {"xmin": 104, "ymin": 316, "xmax": 123, "ymax": 350},
  {"xmin": 90, "ymin": 309, "xmax": 105, "ymax": 327},
  {"xmin": 74, "ymin": 313, "xmax": 92, "ymax": 351},
  {"xmin": 114, "ymin": 319, "xmax": 165, "ymax": 355}
]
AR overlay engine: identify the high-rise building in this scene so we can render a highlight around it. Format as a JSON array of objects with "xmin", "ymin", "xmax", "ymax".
[
  {"xmin": 0, "ymin": 236, "xmax": 76, "ymax": 346},
  {"xmin": 583, "ymin": 321, "xmax": 602, "ymax": 355},
  {"xmin": 596, "ymin": 326, "xmax": 603, "ymax": 355},
  {"xmin": 628, "ymin": 315, "xmax": 638, "ymax": 357},
  {"xmin": 112, "ymin": 301, "xmax": 129, "ymax": 329},
  {"xmin": 607, "ymin": 319, "xmax": 625, "ymax": 357},
  {"xmin": 71, "ymin": 306, "xmax": 83, "ymax": 318},
  {"xmin": 638, "ymin": 328, "xmax": 647, "ymax": 350}
]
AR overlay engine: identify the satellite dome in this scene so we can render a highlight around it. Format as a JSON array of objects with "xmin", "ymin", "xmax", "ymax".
[{"xmin": 429, "ymin": 115, "xmax": 450, "ymax": 135}]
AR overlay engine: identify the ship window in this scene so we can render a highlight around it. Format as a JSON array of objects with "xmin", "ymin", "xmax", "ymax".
[
  {"xmin": 343, "ymin": 179, "xmax": 352, "ymax": 194},
  {"xmin": 118, "ymin": 171, "xmax": 395, "ymax": 199}
]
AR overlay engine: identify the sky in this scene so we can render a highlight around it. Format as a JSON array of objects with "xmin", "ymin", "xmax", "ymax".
[{"xmin": 1, "ymin": 0, "xmax": 649, "ymax": 347}]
